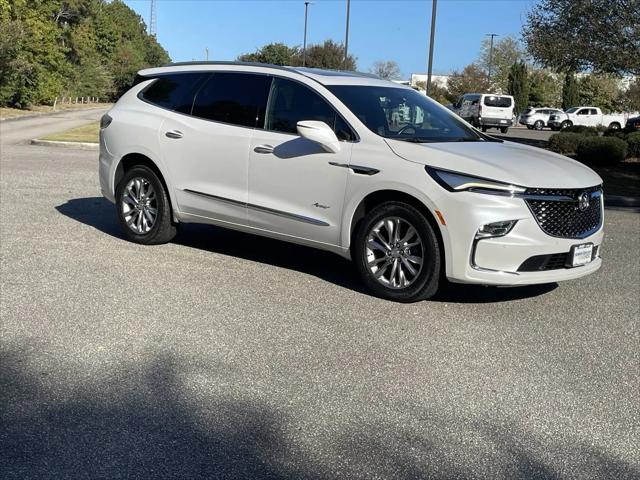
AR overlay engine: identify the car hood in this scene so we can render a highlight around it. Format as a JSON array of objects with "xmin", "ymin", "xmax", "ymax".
[{"xmin": 385, "ymin": 138, "xmax": 602, "ymax": 189}]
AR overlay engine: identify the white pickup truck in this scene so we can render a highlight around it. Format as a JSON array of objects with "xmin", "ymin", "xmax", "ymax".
[{"xmin": 548, "ymin": 107, "xmax": 628, "ymax": 131}]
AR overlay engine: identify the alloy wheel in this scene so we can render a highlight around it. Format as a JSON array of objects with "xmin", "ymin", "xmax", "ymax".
[
  {"xmin": 365, "ymin": 217, "xmax": 424, "ymax": 289},
  {"xmin": 120, "ymin": 177, "xmax": 158, "ymax": 234}
]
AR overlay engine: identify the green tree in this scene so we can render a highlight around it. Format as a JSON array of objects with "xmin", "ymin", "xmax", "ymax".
[
  {"xmin": 562, "ymin": 73, "xmax": 580, "ymax": 110},
  {"xmin": 478, "ymin": 35, "xmax": 526, "ymax": 92},
  {"xmin": 237, "ymin": 42, "xmax": 300, "ymax": 65},
  {"xmin": 0, "ymin": 0, "xmax": 170, "ymax": 107},
  {"xmin": 524, "ymin": 0, "xmax": 640, "ymax": 75},
  {"xmin": 621, "ymin": 78, "xmax": 640, "ymax": 112},
  {"xmin": 578, "ymin": 75, "xmax": 622, "ymax": 113},
  {"xmin": 528, "ymin": 69, "xmax": 561, "ymax": 107},
  {"xmin": 507, "ymin": 61, "xmax": 530, "ymax": 114},
  {"xmin": 446, "ymin": 64, "xmax": 490, "ymax": 103},
  {"xmin": 299, "ymin": 40, "xmax": 356, "ymax": 71},
  {"xmin": 370, "ymin": 60, "xmax": 401, "ymax": 80}
]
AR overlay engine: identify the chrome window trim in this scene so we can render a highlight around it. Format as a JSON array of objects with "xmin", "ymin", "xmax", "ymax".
[{"xmin": 136, "ymin": 70, "xmax": 360, "ymax": 142}]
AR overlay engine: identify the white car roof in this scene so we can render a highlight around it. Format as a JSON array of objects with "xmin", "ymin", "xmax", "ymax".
[{"xmin": 137, "ymin": 62, "xmax": 405, "ymax": 88}]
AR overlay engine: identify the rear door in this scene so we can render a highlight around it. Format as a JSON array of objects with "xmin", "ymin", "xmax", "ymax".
[
  {"xmin": 247, "ymin": 77, "xmax": 354, "ymax": 245},
  {"xmin": 159, "ymin": 72, "xmax": 272, "ymax": 225},
  {"xmin": 482, "ymin": 95, "xmax": 513, "ymax": 121}
]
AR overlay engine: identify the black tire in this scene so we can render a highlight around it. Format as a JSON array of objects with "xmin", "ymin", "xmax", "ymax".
[
  {"xmin": 481, "ymin": 126, "xmax": 488, "ymax": 132},
  {"xmin": 534, "ymin": 120, "xmax": 544, "ymax": 130},
  {"xmin": 353, "ymin": 202, "xmax": 441, "ymax": 303},
  {"xmin": 551, "ymin": 126, "xmax": 560, "ymax": 131},
  {"xmin": 561, "ymin": 120, "xmax": 572, "ymax": 130},
  {"xmin": 500, "ymin": 127, "xmax": 509, "ymax": 134},
  {"xmin": 115, "ymin": 165, "xmax": 176, "ymax": 245},
  {"xmin": 526, "ymin": 125, "xmax": 533, "ymax": 130},
  {"xmin": 608, "ymin": 122, "xmax": 621, "ymax": 130}
]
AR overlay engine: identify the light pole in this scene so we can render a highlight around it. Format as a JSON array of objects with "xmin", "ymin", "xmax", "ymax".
[
  {"xmin": 303, "ymin": 2, "xmax": 313, "ymax": 67},
  {"xmin": 426, "ymin": 0, "xmax": 437, "ymax": 95},
  {"xmin": 343, "ymin": 0, "xmax": 351, "ymax": 68},
  {"xmin": 486, "ymin": 33, "xmax": 499, "ymax": 85}
]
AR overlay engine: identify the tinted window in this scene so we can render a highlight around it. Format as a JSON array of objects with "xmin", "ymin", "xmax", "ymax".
[
  {"xmin": 266, "ymin": 78, "xmax": 354, "ymax": 141},
  {"xmin": 329, "ymin": 85, "xmax": 480, "ymax": 143},
  {"xmin": 142, "ymin": 73, "xmax": 207, "ymax": 113},
  {"xmin": 483, "ymin": 95, "xmax": 512, "ymax": 108},
  {"xmin": 192, "ymin": 73, "xmax": 272, "ymax": 127}
]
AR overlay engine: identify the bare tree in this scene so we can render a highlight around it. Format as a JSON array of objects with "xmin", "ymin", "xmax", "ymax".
[{"xmin": 370, "ymin": 60, "xmax": 401, "ymax": 80}]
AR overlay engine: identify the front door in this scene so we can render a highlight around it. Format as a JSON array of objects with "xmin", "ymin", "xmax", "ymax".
[{"xmin": 247, "ymin": 77, "xmax": 355, "ymax": 246}]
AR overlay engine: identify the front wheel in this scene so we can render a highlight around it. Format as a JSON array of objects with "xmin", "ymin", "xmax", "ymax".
[
  {"xmin": 561, "ymin": 120, "xmax": 572, "ymax": 130},
  {"xmin": 115, "ymin": 165, "xmax": 176, "ymax": 245},
  {"xmin": 353, "ymin": 202, "xmax": 441, "ymax": 302},
  {"xmin": 481, "ymin": 126, "xmax": 488, "ymax": 132},
  {"xmin": 534, "ymin": 120, "xmax": 544, "ymax": 130},
  {"xmin": 608, "ymin": 122, "xmax": 621, "ymax": 130},
  {"xmin": 500, "ymin": 127, "xmax": 509, "ymax": 134}
]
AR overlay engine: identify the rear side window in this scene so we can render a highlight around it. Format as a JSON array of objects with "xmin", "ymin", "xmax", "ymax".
[
  {"xmin": 192, "ymin": 73, "xmax": 272, "ymax": 128},
  {"xmin": 483, "ymin": 96, "xmax": 512, "ymax": 108},
  {"xmin": 141, "ymin": 73, "xmax": 207, "ymax": 113},
  {"xmin": 266, "ymin": 78, "xmax": 355, "ymax": 141}
]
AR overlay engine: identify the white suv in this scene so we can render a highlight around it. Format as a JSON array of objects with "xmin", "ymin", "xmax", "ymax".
[
  {"xmin": 99, "ymin": 62, "xmax": 604, "ymax": 302},
  {"xmin": 519, "ymin": 107, "xmax": 564, "ymax": 130}
]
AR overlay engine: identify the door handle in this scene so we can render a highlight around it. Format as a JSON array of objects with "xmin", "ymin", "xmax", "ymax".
[
  {"xmin": 254, "ymin": 144, "xmax": 274, "ymax": 154},
  {"xmin": 165, "ymin": 130, "xmax": 183, "ymax": 139}
]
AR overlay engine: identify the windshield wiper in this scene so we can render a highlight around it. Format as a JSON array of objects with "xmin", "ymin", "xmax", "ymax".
[
  {"xmin": 394, "ymin": 137, "xmax": 438, "ymax": 143},
  {"xmin": 450, "ymin": 137, "xmax": 483, "ymax": 142}
]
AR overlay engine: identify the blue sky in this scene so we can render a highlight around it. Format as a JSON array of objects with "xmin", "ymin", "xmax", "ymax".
[{"xmin": 124, "ymin": 0, "xmax": 536, "ymax": 77}]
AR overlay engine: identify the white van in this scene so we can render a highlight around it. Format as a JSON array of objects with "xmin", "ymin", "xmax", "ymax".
[{"xmin": 454, "ymin": 93, "xmax": 515, "ymax": 133}]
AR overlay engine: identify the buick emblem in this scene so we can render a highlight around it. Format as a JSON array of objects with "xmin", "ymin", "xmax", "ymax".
[{"xmin": 577, "ymin": 192, "xmax": 590, "ymax": 211}]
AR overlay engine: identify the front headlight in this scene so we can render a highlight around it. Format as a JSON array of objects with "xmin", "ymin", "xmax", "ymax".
[{"xmin": 426, "ymin": 167, "xmax": 526, "ymax": 195}]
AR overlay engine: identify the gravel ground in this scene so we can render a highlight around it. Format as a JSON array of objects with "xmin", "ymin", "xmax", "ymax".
[{"xmin": 1, "ymin": 110, "xmax": 639, "ymax": 479}]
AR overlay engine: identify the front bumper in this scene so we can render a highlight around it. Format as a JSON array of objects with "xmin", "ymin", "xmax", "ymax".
[{"xmin": 440, "ymin": 191, "xmax": 603, "ymax": 286}]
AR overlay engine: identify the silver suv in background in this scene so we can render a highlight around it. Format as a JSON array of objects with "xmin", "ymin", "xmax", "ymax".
[{"xmin": 519, "ymin": 107, "xmax": 564, "ymax": 130}]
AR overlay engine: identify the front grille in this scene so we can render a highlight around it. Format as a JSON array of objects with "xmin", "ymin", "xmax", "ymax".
[{"xmin": 524, "ymin": 186, "xmax": 602, "ymax": 239}]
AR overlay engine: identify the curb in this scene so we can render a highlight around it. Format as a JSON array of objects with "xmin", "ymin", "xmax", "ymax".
[
  {"xmin": 1, "ymin": 106, "xmax": 110, "ymax": 123},
  {"xmin": 604, "ymin": 195, "xmax": 640, "ymax": 208},
  {"xmin": 30, "ymin": 138, "xmax": 98, "ymax": 151}
]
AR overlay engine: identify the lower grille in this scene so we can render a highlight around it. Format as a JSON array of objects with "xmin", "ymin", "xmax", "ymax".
[
  {"xmin": 518, "ymin": 246, "xmax": 599, "ymax": 272},
  {"xmin": 524, "ymin": 186, "xmax": 602, "ymax": 239}
]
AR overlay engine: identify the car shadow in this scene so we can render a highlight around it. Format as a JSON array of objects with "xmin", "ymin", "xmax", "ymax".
[
  {"xmin": 56, "ymin": 197, "xmax": 557, "ymax": 304},
  {"xmin": 3, "ymin": 346, "xmax": 638, "ymax": 479}
]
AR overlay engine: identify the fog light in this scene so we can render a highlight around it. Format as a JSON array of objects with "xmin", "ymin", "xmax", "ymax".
[{"xmin": 475, "ymin": 220, "xmax": 517, "ymax": 239}]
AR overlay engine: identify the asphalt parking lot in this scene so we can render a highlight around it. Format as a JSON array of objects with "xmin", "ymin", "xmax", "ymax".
[{"xmin": 1, "ymin": 111, "xmax": 639, "ymax": 479}]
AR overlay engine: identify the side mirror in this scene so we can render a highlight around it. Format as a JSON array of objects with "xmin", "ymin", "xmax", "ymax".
[{"xmin": 296, "ymin": 120, "xmax": 341, "ymax": 153}]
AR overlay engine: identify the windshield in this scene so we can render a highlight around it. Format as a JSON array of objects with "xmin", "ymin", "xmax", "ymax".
[
  {"xmin": 327, "ymin": 85, "xmax": 482, "ymax": 143},
  {"xmin": 566, "ymin": 107, "xmax": 579, "ymax": 113}
]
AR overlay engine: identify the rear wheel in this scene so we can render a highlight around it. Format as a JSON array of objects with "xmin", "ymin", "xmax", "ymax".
[
  {"xmin": 353, "ymin": 202, "xmax": 441, "ymax": 302},
  {"xmin": 500, "ymin": 127, "xmax": 509, "ymax": 134},
  {"xmin": 561, "ymin": 120, "xmax": 572, "ymax": 130},
  {"xmin": 115, "ymin": 165, "xmax": 176, "ymax": 245},
  {"xmin": 608, "ymin": 122, "xmax": 621, "ymax": 130},
  {"xmin": 481, "ymin": 126, "xmax": 488, "ymax": 132},
  {"xmin": 534, "ymin": 120, "xmax": 544, "ymax": 130}
]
